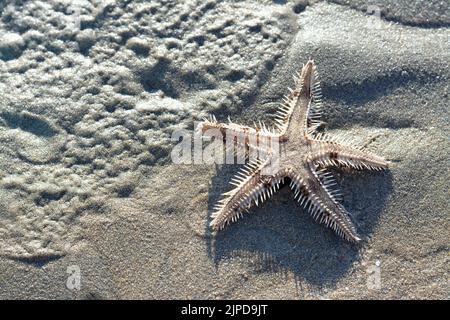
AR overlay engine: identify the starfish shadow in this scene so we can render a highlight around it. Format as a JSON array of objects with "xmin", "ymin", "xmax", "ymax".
[{"xmin": 205, "ymin": 164, "xmax": 393, "ymax": 289}]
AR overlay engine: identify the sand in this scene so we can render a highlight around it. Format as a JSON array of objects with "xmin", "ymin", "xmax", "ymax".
[{"xmin": 0, "ymin": 0, "xmax": 448, "ymax": 299}]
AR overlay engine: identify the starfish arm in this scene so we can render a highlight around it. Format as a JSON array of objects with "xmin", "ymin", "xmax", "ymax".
[
  {"xmin": 210, "ymin": 159, "xmax": 286, "ymax": 230},
  {"xmin": 276, "ymin": 60, "xmax": 323, "ymax": 136},
  {"xmin": 310, "ymin": 139, "xmax": 390, "ymax": 171},
  {"xmin": 197, "ymin": 116, "xmax": 280, "ymax": 153},
  {"xmin": 288, "ymin": 166, "xmax": 361, "ymax": 242}
]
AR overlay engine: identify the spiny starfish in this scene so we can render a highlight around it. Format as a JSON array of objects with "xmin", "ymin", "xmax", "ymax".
[{"xmin": 197, "ymin": 60, "xmax": 389, "ymax": 242}]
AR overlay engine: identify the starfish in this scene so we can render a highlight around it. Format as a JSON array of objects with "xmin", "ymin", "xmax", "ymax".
[{"xmin": 197, "ymin": 60, "xmax": 389, "ymax": 242}]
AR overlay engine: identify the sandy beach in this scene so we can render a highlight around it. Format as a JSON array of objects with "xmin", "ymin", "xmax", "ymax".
[{"xmin": 0, "ymin": 0, "xmax": 448, "ymax": 299}]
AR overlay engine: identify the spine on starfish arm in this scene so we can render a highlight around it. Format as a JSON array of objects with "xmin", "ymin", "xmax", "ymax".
[
  {"xmin": 273, "ymin": 59, "xmax": 324, "ymax": 135},
  {"xmin": 210, "ymin": 159, "xmax": 286, "ymax": 230},
  {"xmin": 288, "ymin": 168, "xmax": 361, "ymax": 242},
  {"xmin": 311, "ymin": 133, "xmax": 390, "ymax": 171},
  {"xmin": 196, "ymin": 115, "xmax": 282, "ymax": 152}
]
